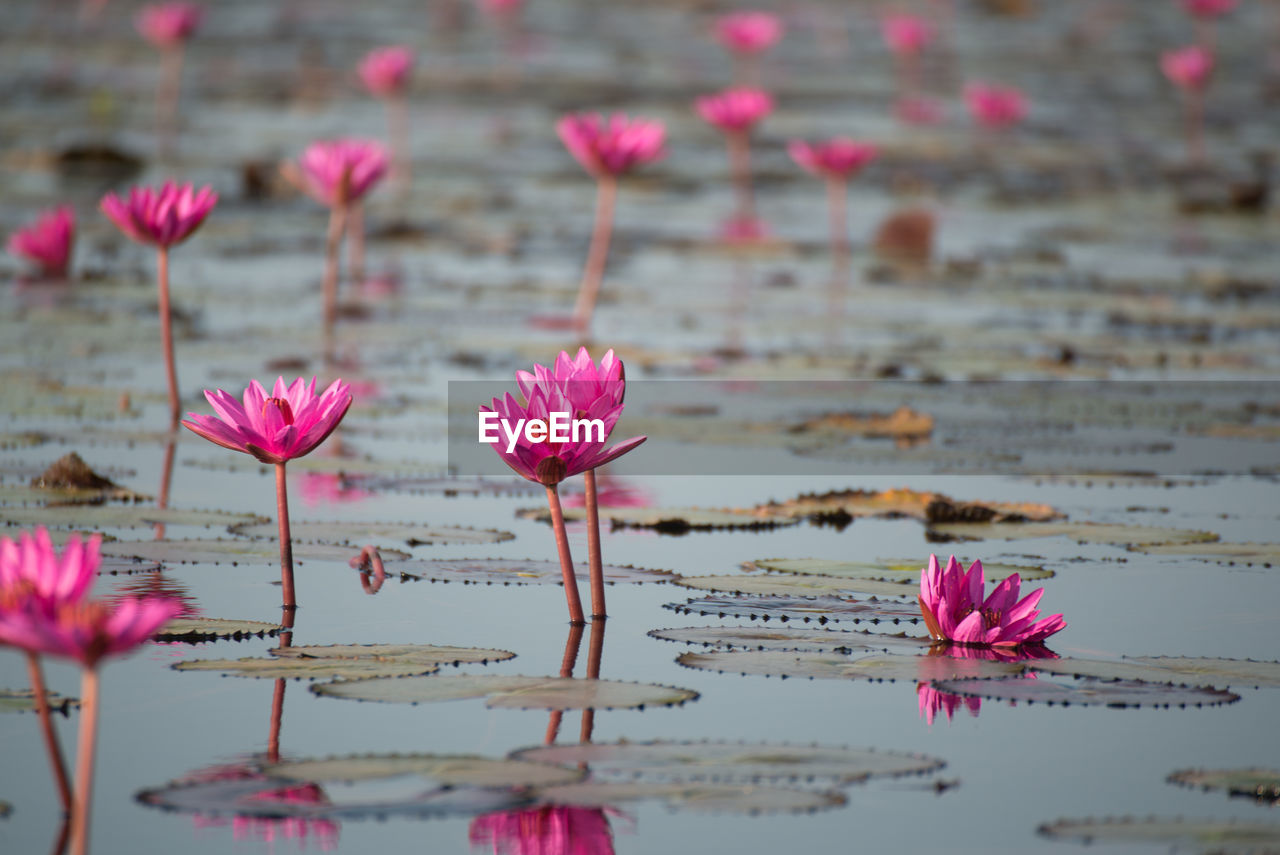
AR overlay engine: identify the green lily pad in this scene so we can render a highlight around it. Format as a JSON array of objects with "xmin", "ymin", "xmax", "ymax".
[
  {"xmin": 264, "ymin": 754, "xmax": 583, "ymax": 788},
  {"xmin": 0, "ymin": 506, "xmax": 266, "ymax": 530},
  {"xmin": 512, "ymin": 740, "xmax": 944, "ymax": 783},
  {"xmin": 0, "ymin": 688, "xmax": 79, "ymax": 714},
  {"xmin": 1167, "ymin": 768, "xmax": 1280, "ymax": 804},
  {"xmin": 751, "ymin": 558, "xmax": 1053, "ymax": 586},
  {"xmin": 674, "ymin": 573, "xmax": 910, "ymax": 598},
  {"xmin": 666, "ymin": 595, "xmax": 921, "ymax": 625},
  {"xmin": 677, "ymin": 650, "xmax": 1028, "ymax": 682},
  {"xmin": 229, "ymin": 520, "xmax": 514, "ymax": 547},
  {"xmin": 1037, "ymin": 816, "xmax": 1280, "ymax": 852},
  {"xmin": 155, "ymin": 618, "xmax": 284, "ymax": 641},
  {"xmin": 342, "ymin": 476, "xmax": 542, "ymax": 497},
  {"xmin": 100, "ymin": 539, "xmax": 411, "ymax": 565},
  {"xmin": 933, "ymin": 676, "xmax": 1240, "ymax": 708},
  {"xmin": 0, "ymin": 483, "xmax": 149, "ymax": 507},
  {"xmin": 1028, "ymin": 657, "xmax": 1280, "ymax": 688},
  {"xmin": 929, "ymin": 521, "xmax": 1219, "ymax": 547},
  {"xmin": 312, "ymin": 674, "xmax": 699, "ymax": 710},
  {"xmin": 648, "ymin": 626, "xmax": 934, "ymax": 654},
  {"xmin": 517, "ymin": 506, "xmax": 800, "ymax": 533},
  {"xmin": 386, "ymin": 558, "xmax": 677, "ymax": 585},
  {"xmin": 187, "ymin": 455, "xmax": 448, "ymax": 478},
  {"xmin": 271, "ymin": 644, "xmax": 515, "ymax": 667},
  {"xmin": 1130, "ymin": 542, "xmax": 1280, "ymax": 565},
  {"xmin": 170, "ymin": 643, "xmax": 504, "ymax": 680},
  {"xmin": 754, "ymin": 488, "xmax": 1063, "ymax": 525},
  {"xmin": 536, "ymin": 781, "xmax": 846, "ymax": 814}
]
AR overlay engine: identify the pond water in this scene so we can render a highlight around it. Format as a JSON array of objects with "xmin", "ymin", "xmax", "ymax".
[{"xmin": 2, "ymin": 0, "xmax": 1279, "ymax": 853}]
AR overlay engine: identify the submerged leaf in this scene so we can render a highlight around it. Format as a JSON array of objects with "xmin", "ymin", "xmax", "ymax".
[
  {"xmin": 933, "ymin": 676, "xmax": 1240, "ymax": 708},
  {"xmin": 312, "ymin": 674, "xmax": 699, "ymax": 710},
  {"xmin": 1167, "ymin": 768, "xmax": 1280, "ymax": 804}
]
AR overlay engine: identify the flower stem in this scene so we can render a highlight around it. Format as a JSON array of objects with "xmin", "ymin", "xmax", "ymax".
[
  {"xmin": 1186, "ymin": 88, "xmax": 1206, "ymax": 166},
  {"xmin": 347, "ymin": 201, "xmax": 365, "ymax": 285},
  {"xmin": 583, "ymin": 469, "xmax": 606, "ymax": 619},
  {"xmin": 156, "ymin": 246, "xmax": 180, "ymax": 427},
  {"xmin": 70, "ymin": 667, "xmax": 100, "ymax": 855},
  {"xmin": 544, "ymin": 484, "xmax": 585, "ymax": 625},
  {"xmin": 389, "ymin": 96, "xmax": 411, "ymax": 196},
  {"xmin": 157, "ymin": 45, "xmax": 183, "ymax": 158},
  {"xmin": 572, "ymin": 175, "xmax": 618, "ymax": 333},
  {"xmin": 726, "ymin": 131, "xmax": 755, "ymax": 221},
  {"xmin": 26, "ymin": 653, "xmax": 72, "ymax": 815},
  {"xmin": 322, "ymin": 203, "xmax": 348, "ymax": 330},
  {"xmin": 154, "ymin": 432, "xmax": 177, "ymax": 540},
  {"xmin": 579, "ymin": 616, "xmax": 606, "ymax": 743},
  {"xmin": 543, "ymin": 621, "xmax": 584, "ymax": 745},
  {"xmin": 275, "ymin": 462, "xmax": 297, "ymax": 611},
  {"xmin": 267, "ymin": 609, "xmax": 294, "ymax": 763},
  {"xmin": 825, "ymin": 177, "xmax": 850, "ymax": 263}
]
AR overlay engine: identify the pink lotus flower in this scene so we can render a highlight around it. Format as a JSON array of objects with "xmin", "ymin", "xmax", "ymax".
[
  {"xmin": 7, "ymin": 206, "xmax": 75, "ymax": 277},
  {"xmin": 881, "ymin": 13, "xmax": 933, "ymax": 55},
  {"xmin": 714, "ymin": 11, "xmax": 784, "ymax": 55},
  {"xmin": 918, "ymin": 554, "xmax": 1065, "ymax": 647},
  {"xmin": 294, "ymin": 139, "xmax": 389, "ymax": 207},
  {"xmin": 717, "ymin": 215, "xmax": 770, "ymax": 244},
  {"xmin": 136, "ymin": 2, "xmax": 202, "ymax": 48},
  {"xmin": 100, "ymin": 181, "xmax": 218, "ymax": 248},
  {"xmin": 0, "ymin": 528, "xmax": 99, "ymax": 606},
  {"xmin": 470, "ymin": 806, "xmax": 616, "ymax": 855},
  {"xmin": 1183, "ymin": 0, "xmax": 1236, "ymax": 17},
  {"xmin": 1162, "ymin": 44, "xmax": 1214, "ymax": 90},
  {"xmin": 182, "ymin": 376, "xmax": 353, "ymax": 466},
  {"xmin": 695, "ymin": 87, "xmax": 774, "ymax": 132},
  {"xmin": 0, "ymin": 594, "xmax": 179, "ymax": 669},
  {"xmin": 788, "ymin": 138, "xmax": 878, "ymax": 180},
  {"xmin": 516, "ymin": 347, "xmax": 625, "ymax": 413},
  {"xmin": 964, "ymin": 82, "xmax": 1028, "ymax": 129},
  {"xmin": 893, "ymin": 95, "xmax": 946, "ymax": 125},
  {"xmin": 557, "ymin": 113, "xmax": 666, "ymax": 179},
  {"xmin": 358, "ymin": 46, "xmax": 414, "ymax": 98}
]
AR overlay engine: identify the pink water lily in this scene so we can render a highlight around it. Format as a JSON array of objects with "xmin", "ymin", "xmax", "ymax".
[
  {"xmin": 918, "ymin": 555, "xmax": 1065, "ymax": 647},
  {"xmin": 788, "ymin": 138, "xmax": 877, "ymax": 180},
  {"xmin": 881, "ymin": 13, "xmax": 933, "ymax": 55},
  {"xmin": 1162, "ymin": 44, "xmax": 1213, "ymax": 90},
  {"xmin": 0, "ymin": 596, "xmax": 179, "ymax": 669},
  {"xmin": 294, "ymin": 139, "xmax": 389, "ymax": 208},
  {"xmin": 0, "ymin": 528, "xmax": 99, "ymax": 606},
  {"xmin": 182, "ymin": 377, "xmax": 353, "ymax": 466},
  {"xmin": 965, "ymin": 82, "xmax": 1028, "ymax": 129},
  {"xmin": 136, "ymin": 2, "xmax": 202, "ymax": 48},
  {"xmin": 695, "ymin": 87, "xmax": 773, "ymax": 132},
  {"xmin": 358, "ymin": 46, "xmax": 414, "ymax": 97},
  {"xmin": 100, "ymin": 182, "xmax": 217, "ymax": 248},
  {"xmin": 1183, "ymin": 0, "xmax": 1236, "ymax": 17},
  {"xmin": 183, "ymin": 377, "xmax": 352, "ymax": 611},
  {"xmin": 8, "ymin": 206, "xmax": 75, "ymax": 278},
  {"xmin": 714, "ymin": 11, "xmax": 783, "ymax": 55}
]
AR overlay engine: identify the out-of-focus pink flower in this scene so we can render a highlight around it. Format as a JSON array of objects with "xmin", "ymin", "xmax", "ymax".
[
  {"xmin": 299, "ymin": 472, "xmax": 370, "ymax": 507},
  {"xmin": 358, "ymin": 46, "xmax": 414, "ymax": 98},
  {"xmin": 0, "ymin": 594, "xmax": 179, "ymax": 668},
  {"xmin": 788, "ymin": 138, "xmax": 878, "ymax": 180},
  {"xmin": 7, "ymin": 207, "xmax": 75, "ymax": 277},
  {"xmin": 136, "ymin": 3, "xmax": 203, "ymax": 48},
  {"xmin": 964, "ymin": 82, "xmax": 1028, "ymax": 129},
  {"xmin": 470, "ymin": 806, "xmax": 616, "ymax": 855},
  {"xmin": 100, "ymin": 182, "xmax": 218, "ymax": 248},
  {"xmin": 918, "ymin": 554, "xmax": 1065, "ymax": 647},
  {"xmin": 557, "ymin": 114, "xmax": 666, "ymax": 179},
  {"xmin": 1183, "ymin": 0, "xmax": 1236, "ymax": 18},
  {"xmin": 1162, "ymin": 44, "xmax": 1214, "ymax": 91},
  {"xmin": 182, "ymin": 376, "xmax": 353, "ymax": 466},
  {"xmin": 893, "ymin": 95, "xmax": 946, "ymax": 125},
  {"xmin": 717, "ymin": 215, "xmax": 770, "ymax": 244},
  {"xmin": 562, "ymin": 474, "xmax": 652, "ymax": 510},
  {"xmin": 294, "ymin": 139, "xmax": 389, "ymax": 207},
  {"xmin": 881, "ymin": 13, "xmax": 933, "ymax": 55},
  {"xmin": 476, "ymin": 0, "xmax": 523, "ymax": 18},
  {"xmin": 714, "ymin": 11, "xmax": 784, "ymax": 55},
  {"xmin": 695, "ymin": 87, "xmax": 774, "ymax": 133},
  {"xmin": 480, "ymin": 352, "xmax": 644, "ymax": 487},
  {"xmin": 0, "ymin": 528, "xmax": 98, "ymax": 607}
]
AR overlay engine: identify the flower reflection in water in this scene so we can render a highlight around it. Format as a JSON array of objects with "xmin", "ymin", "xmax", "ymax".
[
  {"xmin": 470, "ymin": 805, "xmax": 617, "ymax": 855},
  {"xmin": 186, "ymin": 760, "xmax": 340, "ymax": 852},
  {"xmin": 916, "ymin": 643, "xmax": 1058, "ymax": 726}
]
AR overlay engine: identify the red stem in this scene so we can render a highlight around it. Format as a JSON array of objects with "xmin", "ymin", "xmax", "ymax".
[
  {"xmin": 544, "ymin": 484, "xmax": 585, "ymax": 625},
  {"xmin": 583, "ymin": 470, "xmax": 606, "ymax": 618},
  {"xmin": 275, "ymin": 462, "xmax": 297, "ymax": 611},
  {"xmin": 1186, "ymin": 88, "xmax": 1206, "ymax": 166},
  {"xmin": 154, "ymin": 432, "xmax": 176, "ymax": 540},
  {"xmin": 825, "ymin": 178, "xmax": 849, "ymax": 262},
  {"xmin": 543, "ymin": 622, "xmax": 584, "ymax": 745},
  {"xmin": 26, "ymin": 653, "xmax": 72, "ymax": 815},
  {"xmin": 322, "ymin": 203, "xmax": 348, "ymax": 329},
  {"xmin": 389, "ymin": 96, "xmax": 411, "ymax": 194},
  {"xmin": 70, "ymin": 667, "xmax": 100, "ymax": 855},
  {"xmin": 156, "ymin": 247, "xmax": 180, "ymax": 426},
  {"xmin": 158, "ymin": 45, "xmax": 183, "ymax": 156},
  {"xmin": 726, "ymin": 131, "xmax": 755, "ymax": 221},
  {"xmin": 579, "ymin": 616, "xmax": 605, "ymax": 743},
  {"xmin": 268, "ymin": 610, "xmax": 294, "ymax": 763},
  {"xmin": 573, "ymin": 176, "xmax": 618, "ymax": 333},
  {"xmin": 347, "ymin": 201, "xmax": 365, "ymax": 285}
]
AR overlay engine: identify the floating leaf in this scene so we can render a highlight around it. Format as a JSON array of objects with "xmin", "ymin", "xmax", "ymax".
[
  {"xmin": 1167, "ymin": 768, "xmax": 1280, "ymax": 804},
  {"xmin": 312, "ymin": 674, "xmax": 699, "ymax": 710},
  {"xmin": 933, "ymin": 676, "xmax": 1240, "ymax": 708},
  {"xmin": 1037, "ymin": 816, "xmax": 1280, "ymax": 852},
  {"xmin": 930, "ymin": 521, "xmax": 1219, "ymax": 547},
  {"xmin": 1029, "ymin": 657, "xmax": 1280, "ymax": 688},
  {"xmin": 386, "ymin": 558, "xmax": 677, "ymax": 586},
  {"xmin": 271, "ymin": 644, "xmax": 515, "ymax": 668},
  {"xmin": 155, "ymin": 618, "xmax": 283, "ymax": 641},
  {"xmin": 0, "ymin": 506, "xmax": 265, "ymax": 530},
  {"xmin": 100, "ymin": 539, "xmax": 410, "ymax": 565},
  {"xmin": 648, "ymin": 626, "xmax": 933, "ymax": 654},
  {"xmin": 187, "ymin": 455, "xmax": 448, "ymax": 478},
  {"xmin": 754, "ymin": 488, "xmax": 1062, "ymax": 524},
  {"xmin": 751, "ymin": 558, "xmax": 1053, "ymax": 586},
  {"xmin": 667, "ymin": 594, "xmax": 921, "ymax": 625},
  {"xmin": 0, "ymin": 801, "xmax": 9, "ymax": 818},
  {"xmin": 264, "ymin": 754, "xmax": 583, "ymax": 788},
  {"xmin": 342, "ymin": 476, "xmax": 542, "ymax": 497},
  {"xmin": 678, "ymin": 650, "xmax": 1027, "ymax": 682},
  {"xmin": 517, "ymin": 506, "xmax": 799, "ymax": 533},
  {"xmin": 229, "ymin": 520, "xmax": 514, "ymax": 547},
  {"xmin": 674, "ymin": 574, "xmax": 908, "ymax": 598},
  {"xmin": 0, "ymin": 688, "xmax": 78, "ymax": 714},
  {"xmin": 1, "ymin": 483, "xmax": 148, "ymax": 507},
  {"xmin": 536, "ymin": 781, "xmax": 846, "ymax": 814},
  {"xmin": 173, "ymin": 649, "xmax": 442, "ymax": 681},
  {"xmin": 512, "ymin": 740, "xmax": 944, "ymax": 783},
  {"xmin": 1130, "ymin": 542, "xmax": 1280, "ymax": 565}
]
